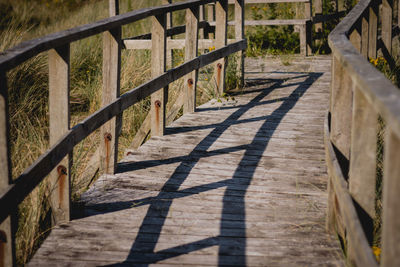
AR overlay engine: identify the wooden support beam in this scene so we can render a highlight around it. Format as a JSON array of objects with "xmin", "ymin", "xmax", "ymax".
[
  {"xmin": 163, "ymin": 0, "xmax": 173, "ymax": 68},
  {"xmin": 184, "ymin": 6, "xmax": 199, "ymax": 114},
  {"xmin": 235, "ymin": 0, "xmax": 244, "ymax": 87},
  {"xmin": 350, "ymin": 24, "xmax": 362, "ymax": 53},
  {"xmin": 151, "ymin": 14, "xmax": 167, "ymax": 137},
  {"xmin": 0, "ymin": 71, "xmax": 15, "ymax": 267},
  {"xmin": 330, "ymin": 56, "xmax": 352, "ymax": 160},
  {"xmin": 368, "ymin": 3, "xmax": 378, "ymax": 59},
  {"xmin": 208, "ymin": 4, "xmax": 215, "ymax": 38},
  {"xmin": 382, "ymin": 0, "xmax": 393, "ymax": 55},
  {"xmin": 361, "ymin": 14, "xmax": 369, "ymax": 58},
  {"xmin": 214, "ymin": 0, "xmax": 228, "ymax": 96},
  {"xmin": 349, "ymin": 86, "xmax": 377, "ymax": 218},
  {"xmin": 382, "ymin": 129, "xmax": 400, "ymax": 267},
  {"xmin": 100, "ymin": 1, "xmax": 121, "ymax": 174},
  {"xmin": 314, "ymin": 0, "xmax": 323, "ymax": 34},
  {"xmin": 124, "ymin": 38, "xmax": 236, "ymax": 50},
  {"xmin": 48, "ymin": 44, "xmax": 71, "ymax": 225}
]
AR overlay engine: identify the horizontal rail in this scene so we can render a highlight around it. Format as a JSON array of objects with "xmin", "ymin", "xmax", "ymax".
[
  {"xmin": 328, "ymin": 2, "xmax": 400, "ymax": 137},
  {"xmin": 209, "ymin": 19, "xmax": 309, "ymax": 26},
  {"xmin": 0, "ymin": 39, "xmax": 246, "ymax": 225},
  {"xmin": 0, "ymin": 0, "xmax": 216, "ymax": 72}
]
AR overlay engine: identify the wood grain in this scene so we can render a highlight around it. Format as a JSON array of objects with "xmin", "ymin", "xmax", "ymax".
[{"xmin": 29, "ymin": 57, "xmax": 344, "ymax": 266}]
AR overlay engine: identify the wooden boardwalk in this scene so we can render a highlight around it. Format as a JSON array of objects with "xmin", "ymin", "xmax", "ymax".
[{"xmin": 29, "ymin": 56, "xmax": 344, "ymax": 266}]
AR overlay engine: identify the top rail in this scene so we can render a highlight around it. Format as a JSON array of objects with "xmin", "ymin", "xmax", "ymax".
[{"xmin": 0, "ymin": 0, "xmax": 215, "ymax": 72}]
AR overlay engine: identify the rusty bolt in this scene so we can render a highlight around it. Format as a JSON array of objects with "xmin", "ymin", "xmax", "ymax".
[
  {"xmin": 155, "ymin": 100, "xmax": 162, "ymax": 108},
  {"xmin": 57, "ymin": 165, "xmax": 67, "ymax": 176},
  {"xmin": 127, "ymin": 151, "xmax": 133, "ymax": 156},
  {"xmin": 217, "ymin": 63, "xmax": 222, "ymax": 69},
  {"xmin": 187, "ymin": 78, "xmax": 194, "ymax": 86},
  {"xmin": 104, "ymin": 132, "xmax": 112, "ymax": 141}
]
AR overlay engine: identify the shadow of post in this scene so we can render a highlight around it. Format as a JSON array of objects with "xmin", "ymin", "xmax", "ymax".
[{"xmin": 97, "ymin": 72, "xmax": 322, "ymax": 266}]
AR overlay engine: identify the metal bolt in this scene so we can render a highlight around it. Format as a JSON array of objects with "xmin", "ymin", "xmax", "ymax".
[
  {"xmin": 57, "ymin": 165, "xmax": 67, "ymax": 176},
  {"xmin": 187, "ymin": 78, "xmax": 194, "ymax": 86},
  {"xmin": 155, "ymin": 100, "xmax": 162, "ymax": 108},
  {"xmin": 104, "ymin": 132, "xmax": 112, "ymax": 141},
  {"xmin": 217, "ymin": 63, "xmax": 222, "ymax": 69}
]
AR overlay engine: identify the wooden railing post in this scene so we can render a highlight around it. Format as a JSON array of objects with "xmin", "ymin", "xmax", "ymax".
[
  {"xmin": 305, "ymin": 0, "xmax": 312, "ymax": 55},
  {"xmin": 0, "ymin": 71, "xmax": 15, "ymax": 267},
  {"xmin": 350, "ymin": 23, "xmax": 362, "ymax": 53},
  {"xmin": 314, "ymin": 0, "xmax": 323, "ymax": 36},
  {"xmin": 207, "ymin": 4, "xmax": 215, "ymax": 39},
  {"xmin": 382, "ymin": 0, "xmax": 393, "ymax": 55},
  {"xmin": 151, "ymin": 13, "xmax": 167, "ymax": 136},
  {"xmin": 349, "ymin": 86, "xmax": 377, "ymax": 218},
  {"xmin": 361, "ymin": 12, "xmax": 369, "ymax": 58},
  {"xmin": 48, "ymin": 44, "xmax": 71, "ymax": 224},
  {"xmin": 368, "ymin": 2, "xmax": 378, "ymax": 59},
  {"xmin": 330, "ymin": 56, "xmax": 352, "ymax": 160},
  {"xmin": 100, "ymin": 0, "xmax": 121, "ymax": 174},
  {"xmin": 235, "ymin": 0, "xmax": 245, "ymax": 88},
  {"xmin": 214, "ymin": 0, "xmax": 228, "ymax": 96},
  {"xmin": 184, "ymin": 6, "xmax": 199, "ymax": 114},
  {"xmin": 163, "ymin": 0, "xmax": 173, "ymax": 68},
  {"xmin": 381, "ymin": 130, "xmax": 400, "ymax": 267}
]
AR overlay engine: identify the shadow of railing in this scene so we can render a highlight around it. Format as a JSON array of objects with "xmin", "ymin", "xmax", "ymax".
[{"xmin": 84, "ymin": 72, "xmax": 322, "ymax": 266}]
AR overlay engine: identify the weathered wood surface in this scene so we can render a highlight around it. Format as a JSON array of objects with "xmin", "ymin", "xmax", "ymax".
[{"xmin": 29, "ymin": 56, "xmax": 343, "ymax": 266}]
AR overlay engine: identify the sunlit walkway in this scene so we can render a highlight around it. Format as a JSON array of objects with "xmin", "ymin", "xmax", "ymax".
[{"xmin": 29, "ymin": 56, "xmax": 343, "ymax": 266}]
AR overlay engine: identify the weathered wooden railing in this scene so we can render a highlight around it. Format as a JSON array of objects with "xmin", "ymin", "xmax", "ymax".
[
  {"xmin": 327, "ymin": 0, "xmax": 400, "ymax": 266},
  {"xmin": 126, "ymin": 0, "xmax": 344, "ymax": 57},
  {"xmin": 0, "ymin": 0, "xmax": 246, "ymax": 265}
]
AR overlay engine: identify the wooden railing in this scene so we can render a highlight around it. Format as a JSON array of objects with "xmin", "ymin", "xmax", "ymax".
[
  {"xmin": 0, "ymin": 0, "xmax": 246, "ymax": 265},
  {"xmin": 126, "ymin": 0, "xmax": 344, "ymax": 57},
  {"xmin": 326, "ymin": 0, "xmax": 400, "ymax": 266}
]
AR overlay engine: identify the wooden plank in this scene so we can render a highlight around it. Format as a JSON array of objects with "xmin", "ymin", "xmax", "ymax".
[
  {"xmin": 349, "ymin": 25, "xmax": 361, "ymax": 53},
  {"xmin": 163, "ymin": 0, "xmax": 173, "ymax": 68},
  {"xmin": 314, "ymin": 0, "xmax": 323, "ymax": 33},
  {"xmin": 361, "ymin": 15, "xmax": 369, "ymax": 58},
  {"xmin": 381, "ymin": 129, "xmax": 400, "ymax": 267},
  {"xmin": 330, "ymin": 56, "xmax": 352, "ymax": 160},
  {"xmin": 100, "ymin": 8, "xmax": 121, "ymax": 175},
  {"xmin": 381, "ymin": 0, "xmax": 393, "ymax": 55},
  {"xmin": 124, "ymin": 38, "xmax": 236, "ymax": 50},
  {"xmin": 151, "ymin": 14, "xmax": 167, "ymax": 137},
  {"xmin": 368, "ymin": 3, "xmax": 378, "ymax": 59},
  {"xmin": 235, "ymin": 0, "xmax": 245, "ymax": 87},
  {"xmin": 0, "ymin": 40, "xmax": 247, "ymax": 224},
  {"xmin": 214, "ymin": 0, "xmax": 228, "ymax": 96},
  {"xmin": 48, "ymin": 44, "xmax": 71, "ymax": 224},
  {"xmin": 209, "ymin": 19, "xmax": 308, "ymax": 26},
  {"xmin": 184, "ymin": 6, "xmax": 199, "ymax": 114},
  {"xmin": 349, "ymin": 86, "xmax": 377, "ymax": 218},
  {"xmin": 324, "ymin": 115, "xmax": 378, "ymax": 267},
  {"xmin": 0, "ymin": 71, "xmax": 14, "ymax": 267},
  {"xmin": 0, "ymin": 0, "xmax": 216, "ymax": 71}
]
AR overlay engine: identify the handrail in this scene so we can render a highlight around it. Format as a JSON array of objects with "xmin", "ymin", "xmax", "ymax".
[
  {"xmin": 0, "ymin": 40, "xmax": 246, "ymax": 224},
  {"xmin": 327, "ymin": 0, "xmax": 400, "ymax": 266},
  {"xmin": 0, "ymin": 0, "xmax": 215, "ymax": 71},
  {"xmin": 0, "ymin": 0, "xmax": 246, "ymax": 265}
]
